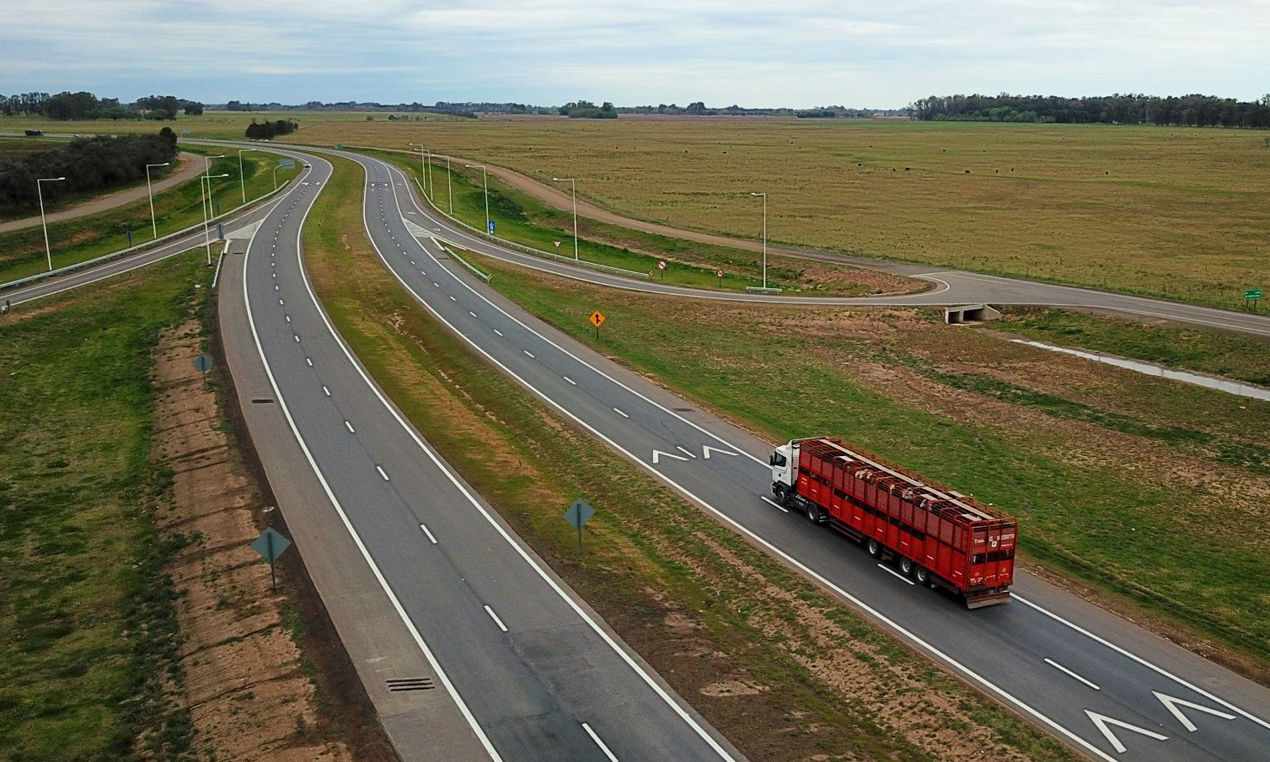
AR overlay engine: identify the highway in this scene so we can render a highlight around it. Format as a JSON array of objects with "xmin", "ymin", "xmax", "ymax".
[
  {"xmin": 220, "ymin": 154, "xmax": 742, "ymax": 761},
  {"xmin": 343, "ymin": 149, "xmax": 1270, "ymax": 762}
]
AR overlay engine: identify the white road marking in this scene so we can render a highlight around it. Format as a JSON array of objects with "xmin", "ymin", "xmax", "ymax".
[
  {"xmin": 1084, "ymin": 710, "xmax": 1168, "ymax": 754},
  {"xmin": 377, "ymin": 465, "xmax": 390, "ymax": 481},
  {"xmin": 494, "ymin": 329, "xmax": 503, "ymax": 337},
  {"xmin": 1044, "ymin": 658, "xmax": 1100, "ymax": 691},
  {"xmin": 322, "ymin": 385, "xmax": 330, "ymax": 396},
  {"xmin": 272, "ymin": 272, "xmax": 276, "ymax": 278},
  {"xmin": 449, "ymin": 295, "xmax": 456, "ymax": 302},
  {"xmin": 613, "ymin": 407, "xmax": 629, "ymax": 418},
  {"xmin": 651, "ymin": 449, "xmax": 688, "ymax": 464},
  {"xmin": 484, "ymin": 605, "xmax": 508, "ymax": 633},
  {"xmin": 274, "ymin": 284, "xmax": 279, "ymax": 291},
  {"xmin": 759, "ymin": 495, "xmax": 789, "ymax": 513},
  {"xmin": 563, "ymin": 376, "xmax": 576, "ymax": 385},
  {"xmin": 675, "ymin": 446, "xmax": 697, "ymax": 458},
  {"xmin": 293, "ymin": 334, "xmax": 300, "ymax": 342},
  {"xmin": 702, "ymin": 445, "xmax": 737, "ymax": 459},
  {"xmin": 306, "ymin": 357, "xmax": 313, "ymax": 367},
  {"xmin": 279, "ymin": 298, "xmax": 284, "ymax": 305},
  {"xmin": 420, "ymin": 524, "xmax": 437, "ymax": 544},
  {"xmin": 285, "ymin": 315, "xmax": 291, "ymax": 323},
  {"xmin": 1154, "ymin": 691, "xmax": 1236, "ymax": 732},
  {"xmin": 878, "ymin": 564, "xmax": 915, "ymax": 585},
  {"xmin": 433, "ymin": 282, "xmax": 439, "ymax": 287},
  {"xmin": 469, "ymin": 311, "xmax": 477, "ymax": 318},
  {"xmin": 345, "ymin": 420, "xmax": 355, "ymax": 433},
  {"xmin": 582, "ymin": 723, "xmax": 620, "ymax": 762},
  {"xmin": 524, "ymin": 350, "xmax": 535, "ymax": 358}
]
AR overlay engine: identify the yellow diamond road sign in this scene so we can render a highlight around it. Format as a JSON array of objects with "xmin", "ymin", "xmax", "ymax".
[{"xmin": 589, "ymin": 311, "xmax": 606, "ymax": 328}]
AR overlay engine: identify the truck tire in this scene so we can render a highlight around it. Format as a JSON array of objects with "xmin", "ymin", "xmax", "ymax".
[
  {"xmin": 866, "ymin": 538, "xmax": 881, "ymax": 558},
  {"xmin": 914, "ymin": 565, "xmax": 930, "ymax": 586},
  {"xmin": 899, "ymin": 556, "xmax": 914, "ymax": 576},
  {"xmin": 805, "ymin": 502, "xmax": 821, "ymax": 524},
  {"xmin": 774, "ymin": 484, "xmax": 789, "ymax": 505}
]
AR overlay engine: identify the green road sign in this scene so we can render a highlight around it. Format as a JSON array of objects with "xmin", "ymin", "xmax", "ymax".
[{"xmin": 1246, "ymin": 289, "xmax": 1262, "ymax": 300}]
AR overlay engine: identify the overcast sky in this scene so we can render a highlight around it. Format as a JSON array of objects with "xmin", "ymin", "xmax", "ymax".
[{"xmin": 2, "ymin": 1, "xmax": 1268, "ymax": 108}]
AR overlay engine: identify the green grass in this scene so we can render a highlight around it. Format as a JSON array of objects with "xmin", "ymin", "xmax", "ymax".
[
  {"xmin": 303, "ymin": 155, "xmax": 1079, "ymax": 762},
  {"xmin": 361, "ymin": 148, "xmax": 889, "ymax": 296},
  {"xmin": 0, "ymin": 150, "xmax": 298, "ymax": 283},
  {"xmin": 992, "ymin": 307, "xmax": 1270, "ymax": 387},
  {"xmin": 472, "ymin": 254, "xmax": 1270, "ymax": 668},
  {"xmin": 0, "ymin": 252, "xmax": 209, "ymax": 761}
]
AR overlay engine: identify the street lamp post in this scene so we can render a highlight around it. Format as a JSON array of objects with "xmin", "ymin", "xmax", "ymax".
[
  {"xmin": 202, "ymin": 154, "xmax": 225, "ymax": 244},
  {"xmin": 553, "ymin": 177, "xmax": 579, "ymax": 261},
  {"xmin": 272, "ymin": 164, "xmax": 280, "ymax": 191},
  {"xmin": 465, "ymin": 164, "xmax": 490, "ymax": 235},
  {"xmin": 408, "ymin": 143, "xmax": 428, "ymax": 196},
  {"xmin": 145, "ymin": 162, "xmax": 169, "ymax": 239},
  {"xmin": 751, "ymin": 192, "xmax": 768, "ymax": 289},
  {"xmin": 37, "ymin": 176, "xmax": 66, "ymax": 271},
  {"xmin": 445, "ymin": 155, "xmax": 453, "ymax": 215},
  {"xmin": 201, "ymin": 173, "xmax": 230, "ymax": 266},
  {"xmin": 238, "ymin": 148, "xmax": 257, "ymax": 204}
]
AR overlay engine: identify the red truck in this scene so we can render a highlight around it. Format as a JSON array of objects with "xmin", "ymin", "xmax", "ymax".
[{"xmin": 770, "ymin": 437, "xmax": 1016, "ymax": 608}]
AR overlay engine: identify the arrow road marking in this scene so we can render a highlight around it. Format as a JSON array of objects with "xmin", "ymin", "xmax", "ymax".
[
  {"xmin": 702, "ymin": 445, "xmax": 738, "ymax": 459},
  {"xmin": 1154, "ymin": 691, "xmax": 1236, "ymax": 732},
  {"xmin": 1084, "ymin": 710, "xmax": 1168, "ymax": 754},
  {"xmin": 652, "ymin": 449, "xmax": 689, "ymax": 464},
  {"xmin": 675, "ymin": 446, "xmax": 697, "ymax": 458}
]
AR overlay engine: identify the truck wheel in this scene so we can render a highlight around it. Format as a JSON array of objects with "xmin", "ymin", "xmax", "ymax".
[
  {"xmin": 899, "ymin": 557, "xmax": 914, "ymax": 576},
  {"xmin": 914, "ymin": 566, "xmax": 930, "ymax": 586},
  {"xmin": 774, "ymin": 484, "xmax": 789, "ymax": 505},
  {"xmin": 867, "ymin": 538, "xmax": 881, "ymax": 558},
  {"xmin": 805, "ymin": 502, "xmax": 821, "ymax": 524}
]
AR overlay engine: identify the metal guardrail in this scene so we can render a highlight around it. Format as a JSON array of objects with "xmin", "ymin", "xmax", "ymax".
[
  {"xmin": 405, "ymin": 175, "xmax": 651, "ymax": 281},
  {"xmin": 437, "ymin": 239, "xmax": 491, "ymax": 283},
  {"xmin": 0, "ymin": 177, "xmax": 293, "ymax": 293}
]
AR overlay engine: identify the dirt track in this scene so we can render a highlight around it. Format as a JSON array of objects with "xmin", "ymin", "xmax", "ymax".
[{"xmin": 0, "ymin": 151, "xmax": 203, "ymax": 234}]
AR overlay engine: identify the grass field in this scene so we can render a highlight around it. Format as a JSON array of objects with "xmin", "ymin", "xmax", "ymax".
[
  {"xmin": 296, "ymin": 117, "xmax": 1270, "ymax": 309},
  {"xmin": 0, "ymin": 252, "xmax": 208, "ymax": 761},
  {"xmin": 363, "ymin": 148, "xmax": 913, "ymax": 296},
  {"xmin": 0, "ymin": 149, "xmax": 298, "ymax": 283},
  {"xmin": 465, "ymin": 250, "xmax": 1270, "ymax": 673},
  {"xmin": 303, "ymin": 154, "xmax": 1079, "ymax": 761}
]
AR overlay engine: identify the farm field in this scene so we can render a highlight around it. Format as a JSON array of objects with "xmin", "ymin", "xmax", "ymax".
[{"xmin": 295, "ymin": 117, "xmax": 1270, "ymax": 309}]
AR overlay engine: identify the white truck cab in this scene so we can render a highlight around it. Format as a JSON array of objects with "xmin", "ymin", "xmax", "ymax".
[{"xmin": 769, "ymin": 440, "xmax": 798, "ymax": 503}]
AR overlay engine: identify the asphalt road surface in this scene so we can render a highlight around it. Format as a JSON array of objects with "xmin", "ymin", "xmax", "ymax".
[{"xmin": 342, "ymin": 149, "xmax": 1270, "ymax": 762}]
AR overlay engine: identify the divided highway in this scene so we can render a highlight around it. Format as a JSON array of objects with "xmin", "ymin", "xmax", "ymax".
[
  {"xmin": 343, "ymin": 150, "xmax": 1270, "ymax": 762},
  {"xmin": 225, "ymin": 154, "xmax": 741, "ymax": 761}
]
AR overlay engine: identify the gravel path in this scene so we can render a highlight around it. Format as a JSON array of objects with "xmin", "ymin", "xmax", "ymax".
[{"xmin": 0, "ymin": 151, "xmax": 204, "ymax": 234}]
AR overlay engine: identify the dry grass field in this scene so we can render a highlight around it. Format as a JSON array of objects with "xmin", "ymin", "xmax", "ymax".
[{"xmin": 293, "ymin": 116, "xmax": 1270, "ymax": 308}]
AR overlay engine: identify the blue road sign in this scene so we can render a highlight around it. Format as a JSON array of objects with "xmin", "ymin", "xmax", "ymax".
[
  {"xmin": 279, "ymin": 158, "xmax": 295, "ymax": 169},
  {"xmin": 488, "ymin": 220, "xmax": 495, "ymax": 233}
]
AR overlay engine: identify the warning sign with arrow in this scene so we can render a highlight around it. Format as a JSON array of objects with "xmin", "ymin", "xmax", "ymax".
[{"xmin": 589, "ymin": 310, "xmax": 605, "ymax": 328}]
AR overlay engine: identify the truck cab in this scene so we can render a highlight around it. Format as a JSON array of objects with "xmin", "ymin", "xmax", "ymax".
[{"xmin": 770, "ymin": 441, "xmax": 797, "ymax": 503}]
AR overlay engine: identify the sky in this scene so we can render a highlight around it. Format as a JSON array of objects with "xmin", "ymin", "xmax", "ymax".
[{"xmin": 2, "ymin": 1, "xmax": 1269, "ymax": 109}]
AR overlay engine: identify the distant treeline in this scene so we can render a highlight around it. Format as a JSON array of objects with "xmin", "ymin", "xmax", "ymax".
[
  {"xmin": 909, "ymin": 93, "xmax": 1270, "ymax": 128},
  {"xmin": 624, "ymin": 102, "xmax": 885, "ymax": 118},
  {"xmin": 1, "ymin": 91, "xmax": 203, "ymax": 120},
  {"xmin": 0, "ymin": 129, "xmax": 178, "ymax": 210},
  {"xmin": 558, "ymin": 100, "xmax": 617, "ymax": 119},
  {"xmin": 244, "ymin": 119, "xmax": 299, "ymax": 140}
]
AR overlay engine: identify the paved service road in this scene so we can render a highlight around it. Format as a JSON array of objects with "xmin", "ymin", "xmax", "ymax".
[
  {"xmin": 342, "ymin": 150, "xmax": 1270, "ymax": 762},
  {"xmin": 228, "ymin": 154, "xmax": 742, "ymax": 761}
]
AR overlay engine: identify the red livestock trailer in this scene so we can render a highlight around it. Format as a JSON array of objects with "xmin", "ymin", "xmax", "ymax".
[{"xmin": 770, "ymin": 437, "xmax": 1016, "ymax": 608}]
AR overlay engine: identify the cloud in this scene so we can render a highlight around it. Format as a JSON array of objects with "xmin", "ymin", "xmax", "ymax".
[{"xmin": 1, "ymin": 0, "xmax": 1267, "ymax": 106}]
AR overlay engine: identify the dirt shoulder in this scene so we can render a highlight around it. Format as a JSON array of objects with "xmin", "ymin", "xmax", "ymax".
[
  {"xmin": 149, "ymin": 316, "xmax": 394, "ymax": 761},
  {"xmin": 0, "ymin": 151, "xmax": 203, "ymax": 234}
]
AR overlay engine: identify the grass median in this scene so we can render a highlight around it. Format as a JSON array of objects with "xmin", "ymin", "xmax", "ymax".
[
  {"xmin": 303, "ymin": 156, "xmax": 1080, "ymax": 760},
  {"xmin": 0, "ymin": 150, "xmax": 299, "ymax": 284}
]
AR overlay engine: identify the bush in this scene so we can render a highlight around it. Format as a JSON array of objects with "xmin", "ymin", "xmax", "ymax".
[{"xmin": 0, "ymin": 131, "xmax": 179, "ymax": 211}]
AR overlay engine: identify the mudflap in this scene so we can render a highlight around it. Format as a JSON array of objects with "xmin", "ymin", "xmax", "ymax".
[{"xmin": 965, "ymin": 590, "xmax": 1013, "ymax": 609}]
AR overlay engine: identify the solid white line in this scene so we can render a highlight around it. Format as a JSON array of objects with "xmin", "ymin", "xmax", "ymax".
[
  {"xmin": 564, "ymin": 376, "xmax": 576, "ymax": 385},
  {"xmin": 878, "ymin": 564, "xmax": 916, "ymax": 586},
  {"xmin": 483, "ymin": 605, "xmax": 508, "ymax": 633},
  {"xmin": 613, "ymin": 407, "xmax": 629, "ymax": 418},
  {"xmin": 675, "ymin": 446, "xmax": 697, "ymax": 458},
  {"xmin": 1044, "ymin": 658, "xmax": 1100, "ymax": 690},
  {"xmin": 581, "ymin": 723, "xmax": 620, "ymax": 762},
  {"xmin": 1016, "ymin": 595, "xmax": 1270, "ymax": 731},
  {"xmin": 377, "ymin": 465, "xmax": 389, "ymax": 481},
  {"xmin": 420, "ymin": 523, "xmax": 438, "ymax": 544},
  {"xmin": 345, "ymin": 420, "xmax": 355, "ymax": 433},
  {"xmin": 239, "ymin": 160, "xmax": 502, "ymax": 762},
  {"xmin": 370, "ymin": 155, "xmax": 1112, "ymax": 762},
  {"xmin": 759, "ymin": 495, "xmax": 789, "ymax": 513},
  {"xmin": 354, "ymin": 157, "xmax": 735, "ymax": 761},
  {"xmin": 524, "ymin": 350, "xmax": 535, "ymax": 358}
]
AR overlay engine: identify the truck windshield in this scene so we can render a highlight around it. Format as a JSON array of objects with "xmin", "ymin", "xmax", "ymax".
[{"xmin": 771, "ymin": 453, "xmax": 787, "ymax": 467}]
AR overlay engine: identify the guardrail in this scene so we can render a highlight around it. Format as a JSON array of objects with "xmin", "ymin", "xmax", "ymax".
[
  {"xmin": 435, "ymin": 238, "xmax": 491, "ymax": 283},
  {"xmin": 0, "ymin": 177, "xmax": 293, "ymax": 293},
  {"xmin": 405, "ymin": 175, "xmax": 650, "ymax": 281}
]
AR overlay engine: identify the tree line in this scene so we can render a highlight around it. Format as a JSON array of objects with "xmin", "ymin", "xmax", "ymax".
[
  {"xmin": 557, "ymin": 100, "xmax": 618, "ymax": 119},
  {"xmin": 244, "ymin": 119, "xmax": 299, "ymax": 140},
  {"xmin": 908, "ymin": 93, "xmax": 1270, "ymax": 128},
  {"xmin": 1, "ymin": 91, "xmax": 203, "ymax": 121},
  {"xmin": 0, "ymin": 129, "xmax": 178, "ymax": 211}
]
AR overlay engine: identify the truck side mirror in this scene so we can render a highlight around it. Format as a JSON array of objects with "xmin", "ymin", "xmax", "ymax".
[{"xmin": 769, "ymin": 453, "xmax": 776, "ymax": 466}]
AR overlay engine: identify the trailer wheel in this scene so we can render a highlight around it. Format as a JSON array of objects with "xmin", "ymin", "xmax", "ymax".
[
  {"xmin": 914, "ymin": 565, "xmax": 930, "ymax": 586},
  {"xmin": 866, "ymin": 538, "xmax": 881, "ymax": 558},
  {"xmin": 899, "ymin": 557, "xmax": 914, "ymax": 576}
]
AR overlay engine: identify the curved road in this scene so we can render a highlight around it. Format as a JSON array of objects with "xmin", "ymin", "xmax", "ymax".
[{"xmin": 341, "ymin": 148, "xmax": 1270, "ymax": 762}]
